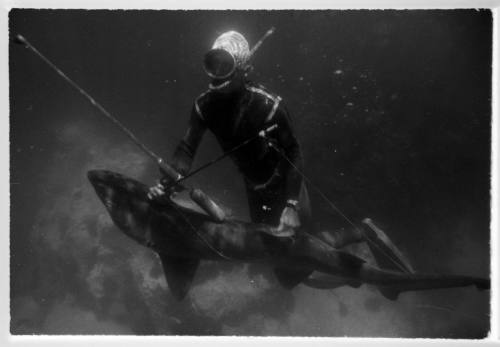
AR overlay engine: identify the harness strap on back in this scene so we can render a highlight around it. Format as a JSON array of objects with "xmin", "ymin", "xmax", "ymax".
[
  {"xmin": 194, "ymin": 90, "xmax": 210, "ymax": 122},
  {"xmin": 266, "ymin": 96, "xmax": 282, "ymax": 123}
]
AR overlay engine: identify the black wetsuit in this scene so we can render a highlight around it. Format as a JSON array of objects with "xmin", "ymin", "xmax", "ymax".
[{"xmin": 172, "ymin": 82, "xmax": 310, "ymax": 227}]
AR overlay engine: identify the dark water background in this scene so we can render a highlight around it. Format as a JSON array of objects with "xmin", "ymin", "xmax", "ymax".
[{"xmin": 9, "ymin": 9, "xmax": 491, "ymax": 337}]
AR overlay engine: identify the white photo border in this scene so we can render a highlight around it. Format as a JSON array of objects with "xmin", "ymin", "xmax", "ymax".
[{"xmin": 2, "ymin": 1, "xmax": 499, "ymax": 346}]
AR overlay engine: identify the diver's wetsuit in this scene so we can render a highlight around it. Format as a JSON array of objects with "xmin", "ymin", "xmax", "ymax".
[{"xmin": 172, "ymin": 82, "xmax": 311, "ymax": 227}]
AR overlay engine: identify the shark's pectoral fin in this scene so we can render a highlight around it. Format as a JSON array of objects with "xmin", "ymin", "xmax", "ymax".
[
  {"xmin": 158, "ymin": 254, "xmax": 199, "ymax": 300},
  {"xmin": 303, "ymin": 272, "xmax": 362, "ymax": 290},
  {"xmin": 378, "ymin": 286, "xmax": 401, "ymax": 301},
  {"xmin": 274, "ymin": 267, "xmax": 313, "ymax": 289}
]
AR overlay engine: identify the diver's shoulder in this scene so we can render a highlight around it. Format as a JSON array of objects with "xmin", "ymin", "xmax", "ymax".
[
  {"xmin": 245, "ymin": 83, "xmax": 282, "ymax": 105},
  {"xmin": 246, "ymin": 82, "xmax": 284, "ymax": 123},
  {"xmin": 195, "ymin": 89, "xmax": 212, "ymax": 105}
]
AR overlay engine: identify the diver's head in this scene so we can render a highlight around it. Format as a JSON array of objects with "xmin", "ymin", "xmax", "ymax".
[{"xmin": 203, "ymin": 31, "xmax": 250, "ymax": 94}]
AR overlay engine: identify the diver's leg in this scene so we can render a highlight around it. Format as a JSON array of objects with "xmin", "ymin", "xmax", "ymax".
[
  {"xmin": 297, "ymin": 184, "xmax": 363, "ymax": 248},
  {"xmin": 245, "ymin": 183, "xmax": 287, "ymax": 278},
  {"xmin": 360, "ymin": 218, "xmax": 415, "ymax": 274},
  {"xmin": 247, "ymin": 182, "xmax": 315, "ymax": 287},
  {"xmin": 315, "ymin": 217, "xmax": 415, "ymax": 277},
  {"xmin": 245, "ymin": 182, "xmax": 283, "ymax": 225},
  {"xmin": 316, "ymin": 218, "xmax": 415, "ymax": 274},
  {"xmin": 317, "ymin": 227, "xmax": 363, "ymax": 249}
]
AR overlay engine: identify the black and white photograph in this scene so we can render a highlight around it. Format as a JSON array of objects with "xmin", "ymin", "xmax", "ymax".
[{"xmin": 8, "ymin": 8, "xmax": 493, "ymax": 338}]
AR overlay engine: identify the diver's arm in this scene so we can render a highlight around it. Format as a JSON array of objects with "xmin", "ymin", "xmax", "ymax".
[
  {"xmin": 171, "ymin": 105, "xmax": 207, "ymax": 176},
  {"xmin": 274, "ymin": 105, "xmax": 303, "ymax": 202},
  {"xmin": 149, "ymin": 105, "xmax": 206, "ymax": 200}
]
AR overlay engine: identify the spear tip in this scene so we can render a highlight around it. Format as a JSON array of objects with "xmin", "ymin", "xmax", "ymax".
[{"xmin": 13, "ymin": 34, "xmax": 27, "ymax": 46}]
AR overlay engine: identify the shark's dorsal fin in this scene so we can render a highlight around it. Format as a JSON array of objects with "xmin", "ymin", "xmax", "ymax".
[{"xmin": 159, "ymin": 254, "xmax": 199, "ymax": 300}]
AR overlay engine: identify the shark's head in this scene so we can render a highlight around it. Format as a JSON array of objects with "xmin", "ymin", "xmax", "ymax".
[
  {"xmin": 87, "ymin": 170, "xmax": 146, "ymax": 208},
  {"xmin": 88, "ymin": 170, "xmax": 117, "ymax": 209},
  {"xmin": 88, "ymin": 170, "xmax": 210, "ymax": 255},
  {"xmin": 87, "ymin": 169, "xmax": 159, "ymax": 247}
]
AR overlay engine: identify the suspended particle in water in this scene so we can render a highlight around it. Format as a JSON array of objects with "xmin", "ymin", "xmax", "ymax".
[{"xmin": 262, "ymin": 205, "xmax": 271, "ymax": 211}]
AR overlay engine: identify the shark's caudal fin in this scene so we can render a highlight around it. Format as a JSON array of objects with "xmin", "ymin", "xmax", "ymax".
[
  {"xmin": 361, "ymin": 218, "xmax": 415, "ymax": 274},
  {"xmin": 158, "ymin": 254, "xmax": 199, "ymax": 300}
]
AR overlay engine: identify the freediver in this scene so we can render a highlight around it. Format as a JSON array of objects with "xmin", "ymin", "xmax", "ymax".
[
  {"xmin": 147, "ymin": 31, "xmax": 412, "ymax": 274},
  {"xmin": 149, "ymin": 30, "xmax": 310, "ymax": 237}
]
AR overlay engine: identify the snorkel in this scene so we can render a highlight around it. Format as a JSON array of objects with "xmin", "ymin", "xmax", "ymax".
[{"xmin": 204, "ymin": 27, "xmax": 275, "ymax": 92}]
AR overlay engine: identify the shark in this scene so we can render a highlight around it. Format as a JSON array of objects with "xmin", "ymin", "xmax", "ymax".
[{"xmin": 88, "ymin": 169, "xmax": 489, "ymax": 301}]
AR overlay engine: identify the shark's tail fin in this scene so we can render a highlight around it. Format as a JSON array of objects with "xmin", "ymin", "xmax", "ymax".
[
  {"xmin": 377, "ymin": 273, "xmax": 490, "ymax": 301},
  {"xmin": 361, "ymin": 218, "xmax": 415, "ymax": 274},
  {"xmin": 475, "ymin": 277, "xmax": 490, "ymax": 291}
]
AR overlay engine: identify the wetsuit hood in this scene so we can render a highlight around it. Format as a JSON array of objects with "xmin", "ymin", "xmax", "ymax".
[{"xmin": 204, "ymin": 31, "xmax": 251, "ymax": 92}]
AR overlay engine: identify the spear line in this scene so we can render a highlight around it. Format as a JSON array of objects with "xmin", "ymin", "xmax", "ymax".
[
  {"xmin": 14, "ymin": 31, "xmax": 277, "ymax": 186},
  {"xmin": 13, "ymin": 31, "xmax": 282, "ymax": 259}
]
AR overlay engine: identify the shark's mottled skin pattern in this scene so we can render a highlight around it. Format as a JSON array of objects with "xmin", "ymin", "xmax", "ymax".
[{"xmin": 88, "ymin": 170, "xmax": 489, "ymax": 301}]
